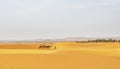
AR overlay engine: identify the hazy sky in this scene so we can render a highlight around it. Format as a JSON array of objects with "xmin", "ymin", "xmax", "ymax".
[{"xmin": 0, "ymin": 0, "xmax": 120, "ymax": 40}]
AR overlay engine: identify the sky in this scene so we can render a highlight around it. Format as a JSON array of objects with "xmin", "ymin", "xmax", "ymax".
[{"xmin": 0, "ymin": 0, "xmax": 120, "ymax": 40}]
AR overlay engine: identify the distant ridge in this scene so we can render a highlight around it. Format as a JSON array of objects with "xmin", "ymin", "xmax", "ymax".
[{"xmin": 0, "ymin": 37, "xmax": 120, "ymax": 43}]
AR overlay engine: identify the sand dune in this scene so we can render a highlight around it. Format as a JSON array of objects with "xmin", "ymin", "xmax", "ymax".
[
  {"xmin": 0, "ymin": 49, "xmax": 55, "ymax": 54},
  {"xmin": 0, "ymin": 42, "xmax": 120, "ymax": 69}
]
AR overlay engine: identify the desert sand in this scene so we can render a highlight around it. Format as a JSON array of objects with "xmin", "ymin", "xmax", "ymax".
[{"xmin": 0, "ymin": 42, "xmax": 120, "ymax": 69}]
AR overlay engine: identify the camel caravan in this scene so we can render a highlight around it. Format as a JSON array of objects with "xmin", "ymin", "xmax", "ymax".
[{"xmin": 39, "ymin": 43, "xmax": 56, "ymax": 50}]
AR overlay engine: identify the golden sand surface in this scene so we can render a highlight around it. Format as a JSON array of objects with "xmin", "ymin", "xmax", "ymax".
[{"xmin": 0, "ymin": 42, "xmax": 120, "ymax": 69}]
